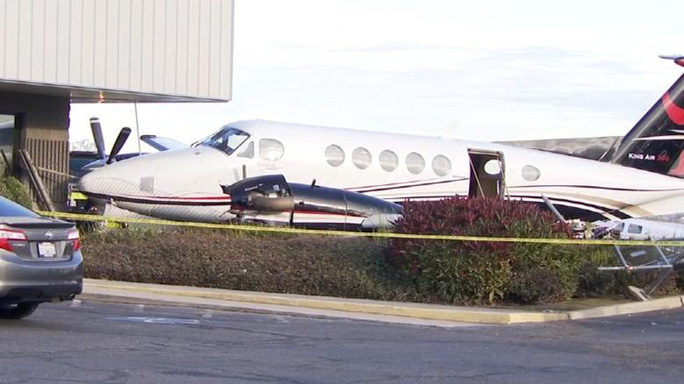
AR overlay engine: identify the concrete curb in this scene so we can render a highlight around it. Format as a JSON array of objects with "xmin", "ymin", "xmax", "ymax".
[{"xmin": 83, "ymin": 279, "xmax": 684, "ymax": 325}]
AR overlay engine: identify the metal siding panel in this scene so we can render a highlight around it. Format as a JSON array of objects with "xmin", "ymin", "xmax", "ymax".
[
  {"xmin": 186, "ymin": 0, "xmax": 200, "ymax": 96},
  {"xmin": 175, "ymin": 0, "xmax": 189, "ymax": 95},
  {"xmin": 30, "ymin": 0, "xmax": 45, "ymax": 82},
  {"xmin": 129, "ymin": 0, "xmax": 143, "ymax": 92},
  {"xmin": 67, "ymin": 0, "xmax": 85, "ymax": 84},
  {"xmin": 153, "ymin": 0, "xmax": 167, "ymax": 92},
  {"xmin": 219, "ymin": 0, "xmax": 234, "ymax": 101},
  {"xmin": 92, "ymin": 0, "xmax": 108, "ymax": 87},
  {"xmin": 79, "ymin": 0, "xmax": 96, "ymax": 85},
  {"xmin": 197, "ymin": 0, "xmax": 211, "ymax": 97},
  {"xmin": 105, "ymin": 0, "xmax": 120, "ymax": 88},
  {"xmin": 164, "ymin": 0, "xmax": 179, "ymax": 94},
  {"xmin": 140, "ymin": 0, "xmax": 155, "ymax": 92},
  {"xmin": 117, "ymin": 0, "xmax": 132, "ymax": 89},
  {"xmin": 2, "ymin": 0, "xmax": 19, "ymax": 78},
  {"xmin": 0, "ymin": 0, "xmax": 233, "ymax": 101},
  {"xmin": 43, "ymin": 0, "xmax": 59, "ymax": 83},
  {"xmin": 56, "ymin": 0, "xmax": 72, "ymax": 84},
  {"xmin": 208, "ymin": 0, "xmax": 221, "ymax": 98},
  {"xmin": 17, "ymin": 0, "xmax": 32, "ymax": 80}
]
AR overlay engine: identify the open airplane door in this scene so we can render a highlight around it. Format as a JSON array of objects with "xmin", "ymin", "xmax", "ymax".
[{"xmin": 468, "ymin": 149, "xmax": 506, "ymax": 198}]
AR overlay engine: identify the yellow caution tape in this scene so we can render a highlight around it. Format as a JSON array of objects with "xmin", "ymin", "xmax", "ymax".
[
  {"xmin": 36, "ymin": 210, "xmax": 684, "ymax": 247},
  {"xmin": 68, "ymin": 192, "xmax": 88, "ymax": 200}
]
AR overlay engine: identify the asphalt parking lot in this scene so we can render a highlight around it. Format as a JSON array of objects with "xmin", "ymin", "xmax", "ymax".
[{"xmin": 0, "ymin": 299, "xmax": 683, "ymax": 383}]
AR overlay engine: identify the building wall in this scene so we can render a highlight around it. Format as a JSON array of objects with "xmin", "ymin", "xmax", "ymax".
[{"xmin": 0, "ymin": 0, "xmax": 233, "ymax": 101}]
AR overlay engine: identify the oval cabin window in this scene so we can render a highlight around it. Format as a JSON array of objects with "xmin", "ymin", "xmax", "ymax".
[
  {"xmin": 406, "ymin": 152, "xmax": 425, "ymax": 174},
  {"xmin": 325, "ymin": 145, "xmax": 345, "ymax": 167},
  {"xmin": 379, "ymin": 150, "xmax": 399, "ymax": 172},
  {"xmin": 352, "ymin": 147, "xmax": 372, "ymax": 169},
  {"xmin": 432, "ymin": 155, "xmax": 451, "ymax": 176},
  {"xmin": 259, "ymin": 139, "xmax": 284, "ymax": 161},
  {"xmin": 521, "ymin": 165, "xmax": 540, "ymax": 181}
]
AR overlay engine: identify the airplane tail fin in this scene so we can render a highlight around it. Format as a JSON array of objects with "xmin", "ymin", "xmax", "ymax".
[{"xmin": 610, "ymin": 56, "xmax": 684, "ymax": 177}]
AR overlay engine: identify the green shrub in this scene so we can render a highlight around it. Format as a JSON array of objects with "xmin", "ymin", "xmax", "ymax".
[
  {"xmin": 0, "ymin": 168, "xmax": 32, "ymax": 208},
  {"xmin": 509, "ymin": 268, "xmax": 563, "ymax": 304},
  {"xmin": 82, "ymin": 227, "xmax": 417, "ymax": 301},
  {"xmin": 386, "ymin": 197, "xmax": 586, "ymax": 305}
]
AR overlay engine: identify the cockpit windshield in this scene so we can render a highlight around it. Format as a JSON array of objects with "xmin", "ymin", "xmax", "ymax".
[{"xmin": 195, "ymin": 127, "xmax": 250, "ymax": 155}]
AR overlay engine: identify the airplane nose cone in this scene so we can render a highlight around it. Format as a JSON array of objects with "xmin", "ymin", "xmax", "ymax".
[
  {"xmin": 77, "ymin": 146, "xmax": 235, "ymax": 201},
  {"xmin": 77, "ymin": 159, "xmax": 142, "ymax": 198}
]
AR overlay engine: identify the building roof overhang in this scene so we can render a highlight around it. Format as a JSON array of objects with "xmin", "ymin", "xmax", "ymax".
[{"xmin": 0, "ymin": 79, "xmax": 229, "ymax": 103}]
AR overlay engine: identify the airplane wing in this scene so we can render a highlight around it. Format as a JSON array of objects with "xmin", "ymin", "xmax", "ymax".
[{"xmin": 140, "ymin": 135, "xmax": 189, "ymax": 151}]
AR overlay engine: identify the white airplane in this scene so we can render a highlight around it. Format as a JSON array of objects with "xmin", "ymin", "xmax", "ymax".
[{"xmin": 78, "ymin": 56, "xmax": 684, "ymax": 228}]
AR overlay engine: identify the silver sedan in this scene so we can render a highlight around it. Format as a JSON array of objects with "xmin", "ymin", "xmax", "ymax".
[{"xmin": 0, "ymin": 196, "xmax": 83, "ymax": 319}]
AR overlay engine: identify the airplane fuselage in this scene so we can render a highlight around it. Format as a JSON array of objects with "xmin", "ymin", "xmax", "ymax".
[{"xmin": 77, "ymin": 120, "xmax": 684, "ymax": 224}]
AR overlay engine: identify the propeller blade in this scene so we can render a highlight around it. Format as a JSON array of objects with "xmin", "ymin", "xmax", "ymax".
[
  {"xmin": 89, "ymin": 117, "xmax": 107, "ymax": 159},
  {"xmin": 106, "ymin": 127, "xmax": 132, "ymax": 164}
]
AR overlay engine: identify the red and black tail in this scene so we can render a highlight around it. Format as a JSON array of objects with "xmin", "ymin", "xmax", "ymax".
[{"xmin": 610, "ymin": 56, "xmax": 684, "ymax": 177}]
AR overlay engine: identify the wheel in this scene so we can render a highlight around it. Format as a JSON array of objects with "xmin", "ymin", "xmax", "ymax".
[{"xmin": 0, "ymin": 303, "xmax": 40, "ymax": 320}]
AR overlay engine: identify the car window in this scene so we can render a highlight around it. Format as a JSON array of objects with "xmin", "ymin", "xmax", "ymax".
[{"xmin": 0, "ymin": 196, "xmax": 38, "ymax": 217}]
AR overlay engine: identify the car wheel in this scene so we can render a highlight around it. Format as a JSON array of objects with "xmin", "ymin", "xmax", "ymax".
[{"xmin": 0, "ymin": 303, "xmax": 40, "ymax": 320}]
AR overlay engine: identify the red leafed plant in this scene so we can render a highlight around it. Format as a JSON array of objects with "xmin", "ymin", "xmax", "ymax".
[{"xmin": 386, "ymin": 196, "xmax": 585, "ymax": 305}]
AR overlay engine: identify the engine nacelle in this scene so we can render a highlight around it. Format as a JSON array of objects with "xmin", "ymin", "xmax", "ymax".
[
  {"xmin": 221, "ymin": 174, "xmax": 295, "ymax": 214},
  {"xmin": 220, "ymin": 175, "xmax": 402, "ymax": 230}
]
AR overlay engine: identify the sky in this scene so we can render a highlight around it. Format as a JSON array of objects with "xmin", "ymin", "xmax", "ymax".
[{"xmin": 69, "ymin": 0, "xmax": 684, "ymax": 153}]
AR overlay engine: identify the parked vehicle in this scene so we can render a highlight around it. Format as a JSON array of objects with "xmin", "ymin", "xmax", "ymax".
[{"xmin": 0, "ymin": 196, "xmax": 83, "ymax": 319}]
